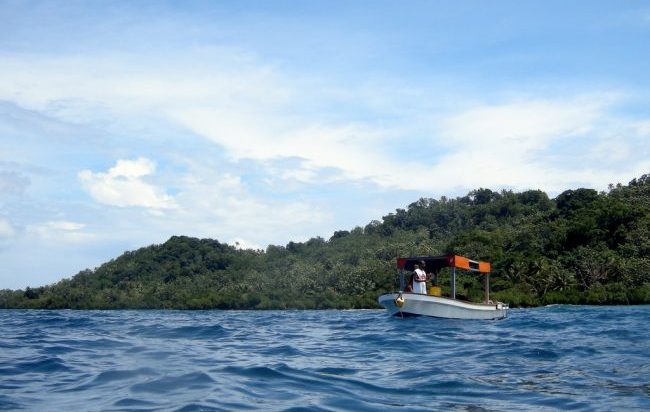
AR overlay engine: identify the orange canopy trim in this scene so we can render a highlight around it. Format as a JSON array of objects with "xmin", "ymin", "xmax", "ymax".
[{"xmin": 448, "ymin": 255, "xmax": 491, "ymax": 273}]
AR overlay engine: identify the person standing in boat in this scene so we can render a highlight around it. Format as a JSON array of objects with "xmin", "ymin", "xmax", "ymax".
[{"xmin": 412, "ymin": 261, "xmax": 428, "ymax": 294}]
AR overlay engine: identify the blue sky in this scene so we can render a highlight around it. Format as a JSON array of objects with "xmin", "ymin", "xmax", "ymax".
[{"xmin": 1, "ymin": 1, "xmax": 649, "ymax": 289}]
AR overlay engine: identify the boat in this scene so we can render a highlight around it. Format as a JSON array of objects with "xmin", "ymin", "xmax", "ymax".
[{"xmin": 377, "ymin": 255, "xmax": 508, "ymax": 320}]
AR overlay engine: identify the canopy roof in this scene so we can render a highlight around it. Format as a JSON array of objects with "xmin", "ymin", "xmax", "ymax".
[{"xmin": 396, "ymin": 255, "xmax": 491, "ymax": 274}]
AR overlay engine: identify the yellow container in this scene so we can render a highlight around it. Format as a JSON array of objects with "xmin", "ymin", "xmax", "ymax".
[{"xmin": 428, "ymin": 286, "xmax": 441, "ymax": 297}]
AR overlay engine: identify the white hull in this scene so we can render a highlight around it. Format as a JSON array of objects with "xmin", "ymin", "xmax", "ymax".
[{"xmin": 378, "ymin": 293, "xmax": 508, "ymax": 320}]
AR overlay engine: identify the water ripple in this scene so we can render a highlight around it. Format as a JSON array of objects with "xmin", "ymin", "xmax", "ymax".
[{"xmin": 0, "ymin": 306, "xmax": 648, "ymax": 411}]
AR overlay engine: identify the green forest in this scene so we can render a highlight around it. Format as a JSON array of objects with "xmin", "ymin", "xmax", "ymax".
[{"xmin": 1, "ymin": 174, "xmax": 649, "ymax": 309}]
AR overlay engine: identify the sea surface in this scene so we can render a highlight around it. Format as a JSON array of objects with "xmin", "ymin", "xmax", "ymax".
[{"xmin": 1, "ymin": 306, "xmax": 649, "ymax": 411}]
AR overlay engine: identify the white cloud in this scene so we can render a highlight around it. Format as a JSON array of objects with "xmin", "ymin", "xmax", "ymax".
[
  {"xmin": 107, "ymin": 158, "xmax": 155, "ymax": 178},
  {"xmin": 78, "ymin": 157, "xmax": 176, "ymax": 210}
]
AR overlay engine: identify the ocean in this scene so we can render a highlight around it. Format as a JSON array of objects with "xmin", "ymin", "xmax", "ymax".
[{"xmin": 1, "ymin": 306, "xmax": 648, "ymax": 411}]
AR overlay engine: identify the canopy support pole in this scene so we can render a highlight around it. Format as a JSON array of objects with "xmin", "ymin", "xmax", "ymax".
[
  {"xmin": 451, "ymin": 267, "xmax": 456, "ymax": 299},
  {"xmin": 485, "ymin": 273, "xmax": 490, "ymax": 303}
]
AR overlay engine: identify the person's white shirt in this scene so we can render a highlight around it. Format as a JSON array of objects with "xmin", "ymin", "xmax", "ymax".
[{"xmin": 412, "ymin": 268, "xmax": 427, "ymax": 294}]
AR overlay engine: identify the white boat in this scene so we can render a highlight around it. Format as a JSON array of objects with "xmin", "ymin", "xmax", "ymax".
[{"xmin": 377, "ymin": 255, "xmax": 509, "ymax": 320}]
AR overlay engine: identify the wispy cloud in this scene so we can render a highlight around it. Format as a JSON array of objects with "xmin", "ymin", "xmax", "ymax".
[
  {"xmin": 0, "ymin": 170, "xmax": 30, "ymax": 196},
  {"xmin": 0, "ymin": 52, "xmax": 286, "ymax": 119},
  {"xmin": 2, "ymin": 51, "xmax": 647, "ymax": 195},
  {"xmin": 0, "ymin": 218, "xmax": 15, "ymax": 238},
  {"xmin": 26, "ymin": 220, "xmax": 94, "ymax": 243},
  {"xmin": 172, "ymin": 107, "xmax": 396, "ymax": 183},
  {"xmin": 425, "ymin": 97, "xmax": 604, "ymax": 190}
]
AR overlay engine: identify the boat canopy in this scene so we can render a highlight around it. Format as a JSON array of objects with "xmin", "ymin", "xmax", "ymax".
[{"xmin": 396, "ymin": 255, "xmax": 491, "ymax": 274}]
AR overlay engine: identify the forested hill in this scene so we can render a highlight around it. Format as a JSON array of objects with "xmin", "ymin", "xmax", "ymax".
[{"xmin": 2, "ymin": 175, "xmax": 649, "ymax": 309}]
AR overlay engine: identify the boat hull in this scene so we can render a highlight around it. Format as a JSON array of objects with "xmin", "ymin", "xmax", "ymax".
[{"xmin": 378, "ymin": 293, "xmax": 508, "ymax": 320}]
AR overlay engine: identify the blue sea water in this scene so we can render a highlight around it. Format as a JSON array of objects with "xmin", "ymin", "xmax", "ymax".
[{"xmin": 1, "ymin": 306, "xmax": 648, "ymax": 411}]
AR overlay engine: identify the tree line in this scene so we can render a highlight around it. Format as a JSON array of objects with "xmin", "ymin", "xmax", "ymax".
[{"xmin": 1, "ymin": 174, "xmax": 649, "ymax": 309}]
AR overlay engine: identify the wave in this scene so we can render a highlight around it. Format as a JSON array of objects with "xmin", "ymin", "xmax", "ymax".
[{"xmin": 0, "ymin": 306, "xmax": 648, "ymax": 410}]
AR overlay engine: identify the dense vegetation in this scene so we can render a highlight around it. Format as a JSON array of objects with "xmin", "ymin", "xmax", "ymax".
[{"xmin": 2, "ymin": 175, "xmax": 649, "ymax": 309}]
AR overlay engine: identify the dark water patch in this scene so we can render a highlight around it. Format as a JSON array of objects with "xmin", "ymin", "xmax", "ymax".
[
  {"xmin": 314, "ymin": 366, "xmax": 357, "ymax": 376},
  {"xmin": 0, "ymin": 396, "xmax": 23, "ymax": 411},
  {"xmin": 259, "ymin": 343, "xmax": 303, "ymax": 357},
  {"xmin": 92, "ymin": 367, "xmax": 158, "ymax": 385},
  {"xmin": 221, "ymin": 364, "xmax": 287, "ymax": 380},
  {"xmin": 49, "ymin": 373, "xmax": 95, "ymax": 393},
  {"xmin": 12, "ymin": 355, "xmax": 72, "ymax": 374},
  {"xmin": 124, "ymin": 344, "xmax": 149, "ymax": 354},
  {"xmin": 0, "ymin": 367, "xmax": 15, "ymax": 376},
  {"xmin": 129, "ymin": 323, "xmax": 229, "ymax": 340},
  {"xmin": 77, "ymin": 337, "xmax": 132, "ymax": 349},
  {"xmin": 207, "ymin": 399, "xmax": 258, "ymax": 411},
  {"xmin": 113, "ymin": 397, "xmax": 160, "ymax": 407},
  {"xmin": 521, "ymin": 348, "xmax": 562, "ymax": 361},
  {"xmin": 138, "ymin": 349, "xmax": 175, "ymax": 361},
  {"xmin": 44, "ymin": 344, "xmax": 79, "ymax": 355},
  {"xmin": 174, "ymin": 403, "xmax": 227, "ymax": 412},
  {"xmin": 571, "ymin": 345, "xmax": 600, "ymax": 356},
  {"xmin": 283, "ymin": 406, "xmax": 332, "ymax": 412},
  {"xmin": 130, "ymin": 371, "xmax": 215, "ymax": 394}
]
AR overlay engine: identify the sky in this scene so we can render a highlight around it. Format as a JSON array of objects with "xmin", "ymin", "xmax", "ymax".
[{"xmin": 1, "ymin": 1, "xmax": 649, "ymax": 289}]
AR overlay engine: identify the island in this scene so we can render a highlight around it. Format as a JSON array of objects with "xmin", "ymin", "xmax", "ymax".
[{"xmin": 2, "ymin": 174, "xmax": 648, "ymax": 309}]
